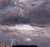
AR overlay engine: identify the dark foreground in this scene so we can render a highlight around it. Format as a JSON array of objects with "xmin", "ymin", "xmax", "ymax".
[{"xmin": 12, "ymin": 45, "xmax": 38, "ymax": 47}]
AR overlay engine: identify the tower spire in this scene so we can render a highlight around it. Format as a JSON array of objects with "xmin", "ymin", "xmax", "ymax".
[{"xmin": 11, "ymin": 39, "xmax": 14, "ymax": 47}]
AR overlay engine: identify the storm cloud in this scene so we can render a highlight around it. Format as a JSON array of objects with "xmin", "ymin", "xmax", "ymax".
[
  {"xmin": 0, "ymin": 0, "xmax": 50, "ymax": 27},
  {"xmin": 0, "ymin": 0, "xmax": 50, "ymax": 47}
]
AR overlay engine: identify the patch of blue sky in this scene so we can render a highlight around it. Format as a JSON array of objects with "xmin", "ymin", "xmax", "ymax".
[
  {"xmin": 0, "ymin": 6, "xmax": 5, "ymax": 10},
  {"xmin": 0, "ymin": 4, "xmax": 16, "ymax": 10}
]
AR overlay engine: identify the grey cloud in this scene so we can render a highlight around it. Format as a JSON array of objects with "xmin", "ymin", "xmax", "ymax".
[
  {"xmin": 26, "ymin": 7, "xmax": 50, "ymax": 26},
  {"xmin": 0, "ymin": 7, "xmax": 50, "ymax": 27},
  {"xmin": 0, "ymin": 6, "xmax": 30, "ymax": 25},
  {"xmin": 0, "ymin": 0, "xmax": 50, "ymax": 27}
]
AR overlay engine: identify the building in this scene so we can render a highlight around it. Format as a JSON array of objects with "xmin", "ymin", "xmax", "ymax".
[
  {"xmin": 12, "ymin": 45, "xmax": 38, "ymax": 47},
  {"xmin": 0, "ymin": 44, "xmax": 6, "ymax": 47}
]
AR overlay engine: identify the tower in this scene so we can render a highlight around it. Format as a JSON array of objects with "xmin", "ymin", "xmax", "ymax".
[{"xmin": 11, "ymin": 39, "xmax": 14, "ymax": 47}]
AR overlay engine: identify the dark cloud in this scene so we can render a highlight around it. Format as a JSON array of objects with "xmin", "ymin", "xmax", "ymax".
[
  {"xmin": 0, "ymin": 0, "xmax": 50, "ymax": 27},
  {"xmin": 26, "ymin": 7, "xmax": 50, "ymax": 26},
  {"xmin": 0, "ymin": 15, "xmax": 30, "ymax": 25}
]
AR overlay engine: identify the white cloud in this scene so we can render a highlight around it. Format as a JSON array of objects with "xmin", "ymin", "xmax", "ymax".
[
  {"xmin": 0, "ymin": 24, "xmax": 50, "ymax": 38},
  {"xmin": 24, "ymin": 38, "xmax": 32, "ymax": 42}
]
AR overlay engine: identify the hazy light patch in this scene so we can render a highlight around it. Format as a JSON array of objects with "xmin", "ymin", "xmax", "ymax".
[
  {"xmin": 19, "ymin": 0, "xmax": 24, "ymax": 2},
  {"xmin": 0, "ymin": 24, "xmax": 41, "ymax": 31},
  {"xmin": 14, "ymin": 32, "xmax": 19, "ymax": 36},
  {"xmin": 0, "ymin": 24, "xmax": 50, "ymax": 38},
  {"xmin": 24, "ymin": 38, "xmax": 32, "ymax": 42},
  {"xmin": 15, "ymin": 24, "xmax": 36, "ymax": 30}
]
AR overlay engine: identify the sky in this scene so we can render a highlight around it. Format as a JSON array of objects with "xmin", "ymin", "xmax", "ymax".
[{"xmin": 0, "ymin": 0, "xmax": 50, "ymax": 47}]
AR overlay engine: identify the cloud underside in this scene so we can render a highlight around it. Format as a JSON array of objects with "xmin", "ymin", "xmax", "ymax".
[{"xmin": 0, "ymin": 0, "xmax": 50, "ymax": 27}]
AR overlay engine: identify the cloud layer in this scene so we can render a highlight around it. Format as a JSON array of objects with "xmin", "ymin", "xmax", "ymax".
[
  {"xmin": 0, "ymin": 24, "xmax": 50, "ymax": 47},
  {"xmin": 0, "ymin": 0, "xmax": 50, "ymax": 26}
]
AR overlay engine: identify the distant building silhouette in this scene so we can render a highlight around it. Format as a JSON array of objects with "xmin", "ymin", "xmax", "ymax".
[{"xmin": 12, "ymin": 45, "xmax": 38, "ymax": 47}]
